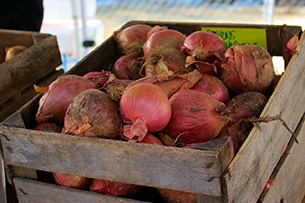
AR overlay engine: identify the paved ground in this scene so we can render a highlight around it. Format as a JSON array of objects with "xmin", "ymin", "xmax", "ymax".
[{"xmin": 95, "ymin": 1, "xmax": 305, "ymax": 39}]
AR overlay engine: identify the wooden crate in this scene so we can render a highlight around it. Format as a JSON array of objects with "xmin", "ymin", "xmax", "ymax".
[
  {"xmin": 0, "ymin": 21, "xmax": 304, "ymax": 203},
  {"xmin": 0, "ymin": 29, "xmax": 63, "ymax": 122}
]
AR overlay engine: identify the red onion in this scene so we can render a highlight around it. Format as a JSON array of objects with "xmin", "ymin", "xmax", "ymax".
[
  {"xmin": 285, "ymin": 35, "xmax": 298, "ymax": 55},
  {"xmin": 82, "ymin": 71, "xmax": 113, "ymax": 88},
  {"xmin": 157, "ymin": 188, "xmax": 196, "ymax": 203},
  {"xmin": 113, "ymin": 24, "xmax": 152, "ymax": 56},
  {"xmin": 126, "ymin": 69, "xmax": 202, "ymax": 98},
  {"xmin": 63, "ymin": 89, "xmax": 122, "ymax": 139},
  {"xmin": 53, "ymin": 172, "xmax": 91, "ymax": 189},
  {"xmin": 90, "ymin": 179, "xmax": 142, "ymax": 197},
  {"xmin": 112, "ymin": 55, "xmax": 144, "ymax": 80},
  {"xmin": 143, "ymin": 29, "xmax": 190, "ymax": 76},
  {"xmin": 102, "ymin": 78, "xmax": 133, "ymax": 102},
  {"xmin": 218, "ymin": 44, "xmax": 275, "ymax": 94},
  {"xmin": 217, "ymin": 120, "xmax": 253, "ymax": 154},
  {"xmin": 217, "ymin": 91, "xmax": 268, "ymax": 153},
  {"xmin": 163, "ymin": 89, "xmax": 230, "ymax": 144},
  {"xmin": 191, "ymin": 73, "xmax": 230, "ymax": 103},
  {"xmin": 181, "ymin": 31, "xmax": 226, "ymax": 75},
  {"xmin": 33, "ymin": 122, "xmax": 62, "ymax": 133},
  {"xmin": 35, "ymin": 75, "xmax": 96, "ymax": 127},
  {"xmin": 120, "ymin": 83, "xmax": 172, "ymax": 141},
  {"xmin": 226, "ymin": 91, "xmax": 268, "ymax": 123}
]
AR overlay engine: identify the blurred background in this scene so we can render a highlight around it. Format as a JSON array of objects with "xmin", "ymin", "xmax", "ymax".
[{"xmin": 40, "ymin": 0, "xmax": 305, "ymax": 71}]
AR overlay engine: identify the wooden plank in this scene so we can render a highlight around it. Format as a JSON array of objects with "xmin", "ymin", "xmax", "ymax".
[
  {"xmin": 0, "ymin": 146, "xmax": 7, "ymax": 203},
  {"xmin": 0, "ymin": 35, "xmax": 62, "ymax": 105},
  {"xmin": 13, "ymin": 177, "xmax": 150, "ymax": 203},
  {"xmin": 259, "ymin": 114, "xmax": 305, "ymax": 202},
  {"xmin": 223, "ymin": 32, "xmax": 305, "ymax": 202},
  {"xmin": 0, "ymin": 125, "xmax": 233, "ymax": 196},
  {"xmin": 0, "ymin": 69, "xmax": 63, "ymax": 122}
]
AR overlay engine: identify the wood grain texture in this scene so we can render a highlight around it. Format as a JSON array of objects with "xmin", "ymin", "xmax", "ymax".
[
  {"xmin": 13, "ymin": 177, "xmax": 150, "ymax": 203},
  {"xmin": 260, "ymin": 114, "xmax": 305, "ymax": 203},
  {"xmin": 0, "ymin": 125, "xmax": 233, "ymax": 196},
  {"xmin": 223, "ymin": 32, "xmax": 305, "ymax": 202},
  {"xmin": 0, "ymin": 35, "xmax": 62, "ymax": 105}
]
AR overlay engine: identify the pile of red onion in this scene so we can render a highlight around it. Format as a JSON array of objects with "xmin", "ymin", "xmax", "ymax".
[{"xmin": 31, "ymin": 22, "xmax": 294, "ymax": 202}]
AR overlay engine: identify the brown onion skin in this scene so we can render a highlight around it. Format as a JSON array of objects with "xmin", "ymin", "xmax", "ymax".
[
  {"xmin": 218, "ymin": 44, "xmax": 275, "ymax": 94},
  {"xmin": 163, "ymin": 89, "xmax": 230, "ymax": 144},
  {"xmin": 191, "ymin": 73, "xmax": 230, "ymax": 103},
  {"xmin": 63, "ymin": 89, "xmax": 122, "ymax": 139},
  {"xmin": 36, "ymin": 75, "xmax": 96, "ymax": 127}
]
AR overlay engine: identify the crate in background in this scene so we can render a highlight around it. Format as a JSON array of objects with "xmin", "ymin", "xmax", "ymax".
[
  {"xmin": 0, "ymin": 29, "xmax": 63, "ymax": 122},
  {"xmin": 0, "ymin": 21, "xmax": 305, "ymax": 203}
]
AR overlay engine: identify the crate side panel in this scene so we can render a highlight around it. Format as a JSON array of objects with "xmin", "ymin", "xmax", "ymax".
[
  {"xmin": 0, "ymin": 69, "xmax": 63, "ymax": 122},
  {"xmin": 0, "ymin": 35, "xmax": 62, "ymax": 105},
  {"xmin": 0, "ymin": 127, "xmax": 231, "ymax": 196},
  {"xmin": 260, "ymin": 114, "xmax": 305, "ymax": 202},
  {"xmin": 223, "ymin": 32, "xmax": 305, "ymax": 202},
  {"xmin": 13, "ymin": 177, "xmax": 149, "ymax": 203}
]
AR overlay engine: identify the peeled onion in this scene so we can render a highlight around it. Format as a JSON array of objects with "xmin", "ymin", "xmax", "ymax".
[
  {"xmin": 164, "ymin": 89, "xmax": 230, "ymax": 144},
  {"xmin": 120, "ymin": 83, "xmax": 172, "ymax": 141}
]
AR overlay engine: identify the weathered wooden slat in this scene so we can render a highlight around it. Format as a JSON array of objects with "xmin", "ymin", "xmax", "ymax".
[
  {"xmin": 0, "ymin": 35, "xmax": 62, "ymax": 106},
  {"xmin": 13, "ymin": 177, "xmax": 150, "ymax": 203},
  {"xmin": 260, "ymin": 113, "xmax": 305, "ymax": 202},
  {"xmin": 0, "ymin": 125, "xmax": 233, "ymax": 196},
  {"xmin": 0, "ymin": 147, "xmax": 7, "ymax": 203},
  {"xmin": 223, "ymin": 32, "xmax": 305, "ymax": 202}
]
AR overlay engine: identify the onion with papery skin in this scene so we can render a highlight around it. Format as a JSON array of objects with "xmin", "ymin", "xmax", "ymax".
[
  {"xmin": 35, "ymin": 75, "xmax": 96, "ymax": 127},
  {"xmin": 218, "ymin": 44, "xmax": 275, "ymax": 94},
  {"xmin": 120, "ymin": 83, "xmax": 172, "ymax": 142},
  {"xmin": 226, "ymin": 91, "xmax": 268, "ymax": 123},
  {"xmin": 82, "ymin": 71, "xmax": 113, "ymax": 88},
  {"xmin": 63, "ymin": 89, "xmax": 122, "ymax": 139},
  {"xmin": 112, "ymin": 55, "xmax": 143, "ymax": 80},
  {"xmin": 126, "ymin": 69, "xmax": 202, "ymax": 98},
  {"xmin": 157, "ymin": 187, "xmax": 195, "ymax": 203},
  {"xmin": 143, "ymin": 29, "xmax": 191, "ymax": 76},
  {"xmin": 217, "ymin": 91, "xmax": 268, "ymax": 154},
  {"xmin": 181, "ymin": 31, "xmax": 226, "ymax": 75},
  {"xmin": 163, "ymin": 89, "xmax": 230, "ymax": 144},
  {"xmin": 90, "ymin": 179, "xmax": 142, "ymax": 197},
  {"xmin": 113, "ymin": 24, "xmax": 152, "ymax": 56},
  {"xmin": 5, "ymin": 45, "xmax": 28, "ymax": 62},
  {"xmin": 33, "ymin": 122, "xmax": 62, "ymax": 133},
  {"xmin": 102, "ymin": 78, "xmax": 133, "ymax": 102},
  {"xmin": 191, "ymin": 73, "xmax": 230, "ymax": 103},
  {"xmin": 53, "ymin": 172, "xmax": 91, "ymax": 189}
]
